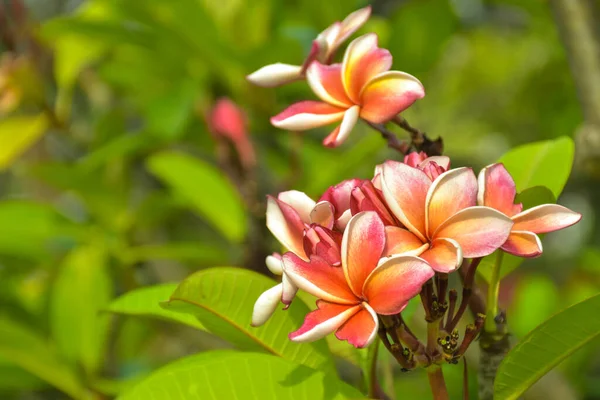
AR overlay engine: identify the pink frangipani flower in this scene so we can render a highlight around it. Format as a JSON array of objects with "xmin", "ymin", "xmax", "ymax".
[
  {"xmin": 246, "ymin": 6, "xmax": 371, "ymax": 88},
  {"xmin": 284, "ymin": 211, "xmax": 434, "ymax": 348},
  {"xmin": 252, "ymin": 183, "xmax": 358, "ymax": 327},
  {"xmin": 380, "ymin": 160, "xmax": 514, "ymax": 273},
  {"xmin": 477, "ymin": 163, "xmax": 582, "ymax": 257},
  {"xmin": 271, "ymin": 33, "xmax": 425, "ymax": 147}
]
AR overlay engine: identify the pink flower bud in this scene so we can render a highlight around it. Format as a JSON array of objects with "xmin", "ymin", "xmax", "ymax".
[
  {"xmin": 350, "ymin": 181, "xmax": 397, "ymax": 226},
  {"xmin": 208, "ymin": 98, "xmax": 256, "ymax": 169},
  {"xmin": 303, "ymin": 225, "xmax": 342, "ymax": 266}
]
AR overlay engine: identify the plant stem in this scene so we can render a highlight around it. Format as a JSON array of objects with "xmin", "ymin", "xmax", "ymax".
[
  {"xmin": 427, "ymin": 321, "xmax": 439, "ymax": 354},
  {"xmin": 365, "ymin": 121, "xmax": 410, "ymax": 154},
  {"xmin": 485, "ymin": 252, "xmax": 503, "ymax": 332},
  {"xmin": 427, "ymin": 366, "xmax": 450, "ymax": 400}
]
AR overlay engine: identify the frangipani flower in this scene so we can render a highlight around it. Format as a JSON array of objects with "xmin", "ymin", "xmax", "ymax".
[
  {"xmin": 318, "ymin": 178, "xmax": 364, "ymax": 230},
  {"xmin": 246, "ymin": 6, "xmax": 371, "ymax": 88},
  {"xmin": 380, "ymin": 160, "xmax": 514, "ymax": 273},
  {"xmin": 285, "ymin": 211, "xmax": 434, "ymax": 348},
  {"xmin": 252, "ymin": 185, "xmax": 354, "ymax": 327},
  {"xmin": 478, "ymin": 163, "xmax": 582, "ymax": 257},
  {"xmin": 271, "ymin": 33, "xmax": 425, "ymax": 147}
]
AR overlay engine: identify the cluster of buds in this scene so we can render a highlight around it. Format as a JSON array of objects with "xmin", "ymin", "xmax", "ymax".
[
  {"xmin": 247, "ymin": 6, "xmax": 424, "ymax": 148},
  {"xmin": 252, "ymin": 151, "xmax": 581, "ymax": 367}
]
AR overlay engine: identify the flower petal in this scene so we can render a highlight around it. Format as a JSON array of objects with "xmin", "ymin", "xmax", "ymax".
[
  {"xmin": 271, "ymin": 101, "xmax": 346, "ymax": 131},
  {"xmin": 247, "ymin": 63, "xmax": 303, "ymax": 87},
  {"xmin": 501, "ymin": 231, "xmax": 543, "ymax": 258},
  {"xmin": 420, "ymin": 238, "xmax": 463, "ymax": 273},
  {"xmin": 336, "ymin": 6, "xmax": 372, "ymax": 48},
  {"xmin": 315, "ymin": 23, "xmax": 342, "ymax": 58},
  {"xmin": 303, "ymin": 225, "xmax": 342, "ymax": 266},
  {"xmin": 281, "ymin": 273, "xmax": 299, "ymax": 307},
  {"xmin": 310, "ymin": 201, "xmax": 334, "ymax": 229},
  {"xmin": 359, "ymin": 71, "xmax": 425, "ymax": 123},
  {"xmin": 511, "ymin": 204, "xmax": 582, "ymax": 234},
  {"xmin": 342, "ymin": 212, "xmax": 386, "ymax": 296},
  {"xmin": 251, "ymin": 283, "xmax": 284, "ymax": 327},
  {"xmin": 382, "ymin": 226, "xmax": 427, "ymax": 257},
  {"xmin": 283, "ymin": 253, "xmax": 357, "ymax": 304},
  {"xmin": 289, "ymin": 300, "xmax": 360, "ymax": 343},
  {"xmin": 477, "ymin": 163, "xmax": 522, "ymax": 217},
  {"xmin": 278, "ymin": 190, "xmax": 316, "ymax": 224},
  {"xmin": 322, "ymin": 105, "xmax": 360, "ymax": 147},
  {"xmin": 426, "ymin": 167, "xmax": 478, "ymax": 238},
  {"xmin": 266, "ymin": 196, "xmax": 306, "ymax": 257},
  {"xmin": 433, "ymin": 206, "xmax": 514, "ymax": 258},
  {"xmin": 319, "ymin": 179, "xmax": 364, "ymax": 219},
  {"xmin": 350, "ymin": 181, "xmax": 397, "ymax": 226},
  {"xmin": 421, "ymin": 156, "xmax": 450, "ymax": 171},
  {"xmin": 381, "ymin": 160, "xmax": 430, "ymax": 241},
  {"xmin": 363, "ymin": 255, "xmax": 434, "ymax": 314},
  {"xmin": 341, "ymin": 33, "xmax": 392, "ymax": 103},
  {"xmin": 265, "ymin": 253, "xmax": 283, "ymax": 275},
  {"xmin": 335, "ymin": 302, "xmax": 378, "ymax": 348},
  {"xmin": 306, "ymin": 62, "xmax": 352, "ymax": 107}
]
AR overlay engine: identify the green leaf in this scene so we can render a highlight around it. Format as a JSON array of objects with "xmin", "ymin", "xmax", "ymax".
[
  {"xmin": 495, "ymin": 293, "xmax": 600, "ymax": 399},
  {"xmin": 118, "ymin": 351, "xmax": 364, "ymax": 400},
  {"xmin": 0, "ymin": 201, "xmax": 70, "ymax": 260},
  {"xmin": 514, "ymin": 186, "xmax": 556, "ymax": 210},
  {"xmin": 105, "ymin": 283, "xmax": 205, "ymax": 330},
  {"xmin": 0, "ymin": 114, "xmax": 49, "ymax": 170},
  {"xmin": 498, "ymin": 136, "xmax": 574, "ymax": 198},
  {"xmin": 0, "ymin": 317, "xmax": 85, "ymax": 399},
  {"xmin": 162, "ymin": 267, "xmax": 334, "ymax": 370},
  {"xmin": 146, "ymin": 152, "xmax": 246, "ymax": 243},
  {"xmin": 0, "ymin": 356, "xmax": 47, "ymax": 391},
  {"xmin": 50, "ymin": 245, "xmax": 113, "ymax": 376}
]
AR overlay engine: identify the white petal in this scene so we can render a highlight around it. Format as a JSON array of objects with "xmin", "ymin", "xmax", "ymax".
[
  {"xmin": 251, "ymin": 283, "xmax": 284, "ymax": 327},
  {"xmin": 247, "ymin": 63, "xmax": 303, "ymax": 88},
  {"xmin": 265, "ymin": 254, "xmax": 283, "ymax": 275},
  {"xmin": 278, "ymin": 190, "xmax": 316, "ymax": 224}
]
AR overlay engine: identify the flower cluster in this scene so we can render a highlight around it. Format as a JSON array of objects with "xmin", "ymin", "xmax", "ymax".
[
  {"xmin": 252, "ymin": 152, "xmax": 581, "ymax": 348},
  {"xmin": 247, "ymin": 6, "xmax": 424, "ymax": 148}
]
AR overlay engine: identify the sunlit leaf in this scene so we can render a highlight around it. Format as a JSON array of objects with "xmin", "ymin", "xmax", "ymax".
[
  {"xmin": 0, "ymin": 317, "xmax": 86, "ymax": 398},
  {"xmin": 162, "ymin": 267, "xmax": 334, "ymax": 370},
  {"xmin": 117, "ymin": 351, "xmax": 364, "ymax": 400},
  {"xmin": 0, "ymin": 356, "xmax": 46, "ymax": 391},
  {"xmin": 146, "ymin": 152, "xmax": 247, "ymax": 242},
  {"xmin": 498, "ymin": 136, "xmax": 574, "ymax": 199},
  {"xmin": 50, "ymin": 245, "xmax": 113, "ymax": 376},
  {"xmin": 495, "ymin": 293, "xmax": 600, "ymax": 399},
  {"xmin": 105, "ymin": 283, "xmax": 205, "ymax": 330},
  {"xmin": 0, "ymin": 114, "xmax": 49, "ymax": 170}
]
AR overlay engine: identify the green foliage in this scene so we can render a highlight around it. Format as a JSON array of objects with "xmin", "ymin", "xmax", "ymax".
[
  {"xmin": 106, "ymin": 283, "xmax": 205, "ymax": 330},
  {"xmin": 495, "ymin": 293, "xmax": 600, "ymax": 399},
  {"xmin": 118, "ymin": 351, "xmax": 364, "ymax": 400},
  {"xmin": 0, "ymin": 317, "xmax": 86, "ymax": 399},
  {"xmin": 162, "ymin": 267, "xmax": 334, "ymax": 371},
  {"xmin": 50, "ymin": 245, "xmax": 113, "ymax": 376},
  {"xmin": 146, "ymin": 152, "xmax": 247, "ymax": 243}
]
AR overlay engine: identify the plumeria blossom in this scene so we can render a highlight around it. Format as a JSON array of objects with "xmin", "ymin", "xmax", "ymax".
[
  {"xmin": 271, "ymin": 33, "xmax": 425, "ymax": 147},
  {"xmin": 380, "ymin": 160, "xmax": 514, "ymax": 273},
  {"xmin": 246, "ymin": 6, "xmax": 371, "ymax": 88},
  {"xmin": 252, "ymin": 183, "xmax": 359, "ymax": 327},
  {"xmin": 478, "ymin": 163, "xmax": 582, "ymax": 257},
  {"xmin": 284, "ymin": 212, "xmax": 434, "ymax": 348}
]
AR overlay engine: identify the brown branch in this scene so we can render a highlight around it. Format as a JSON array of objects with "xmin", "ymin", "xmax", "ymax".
[{"xmin": 365, "ymin": 121, "xmax": 410, "ymax": 154}]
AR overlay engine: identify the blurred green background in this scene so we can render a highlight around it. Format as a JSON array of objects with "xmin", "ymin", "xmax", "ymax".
[{"xmin": 0, "ymin": 0, "xmax": 599, "ymax": 399}]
